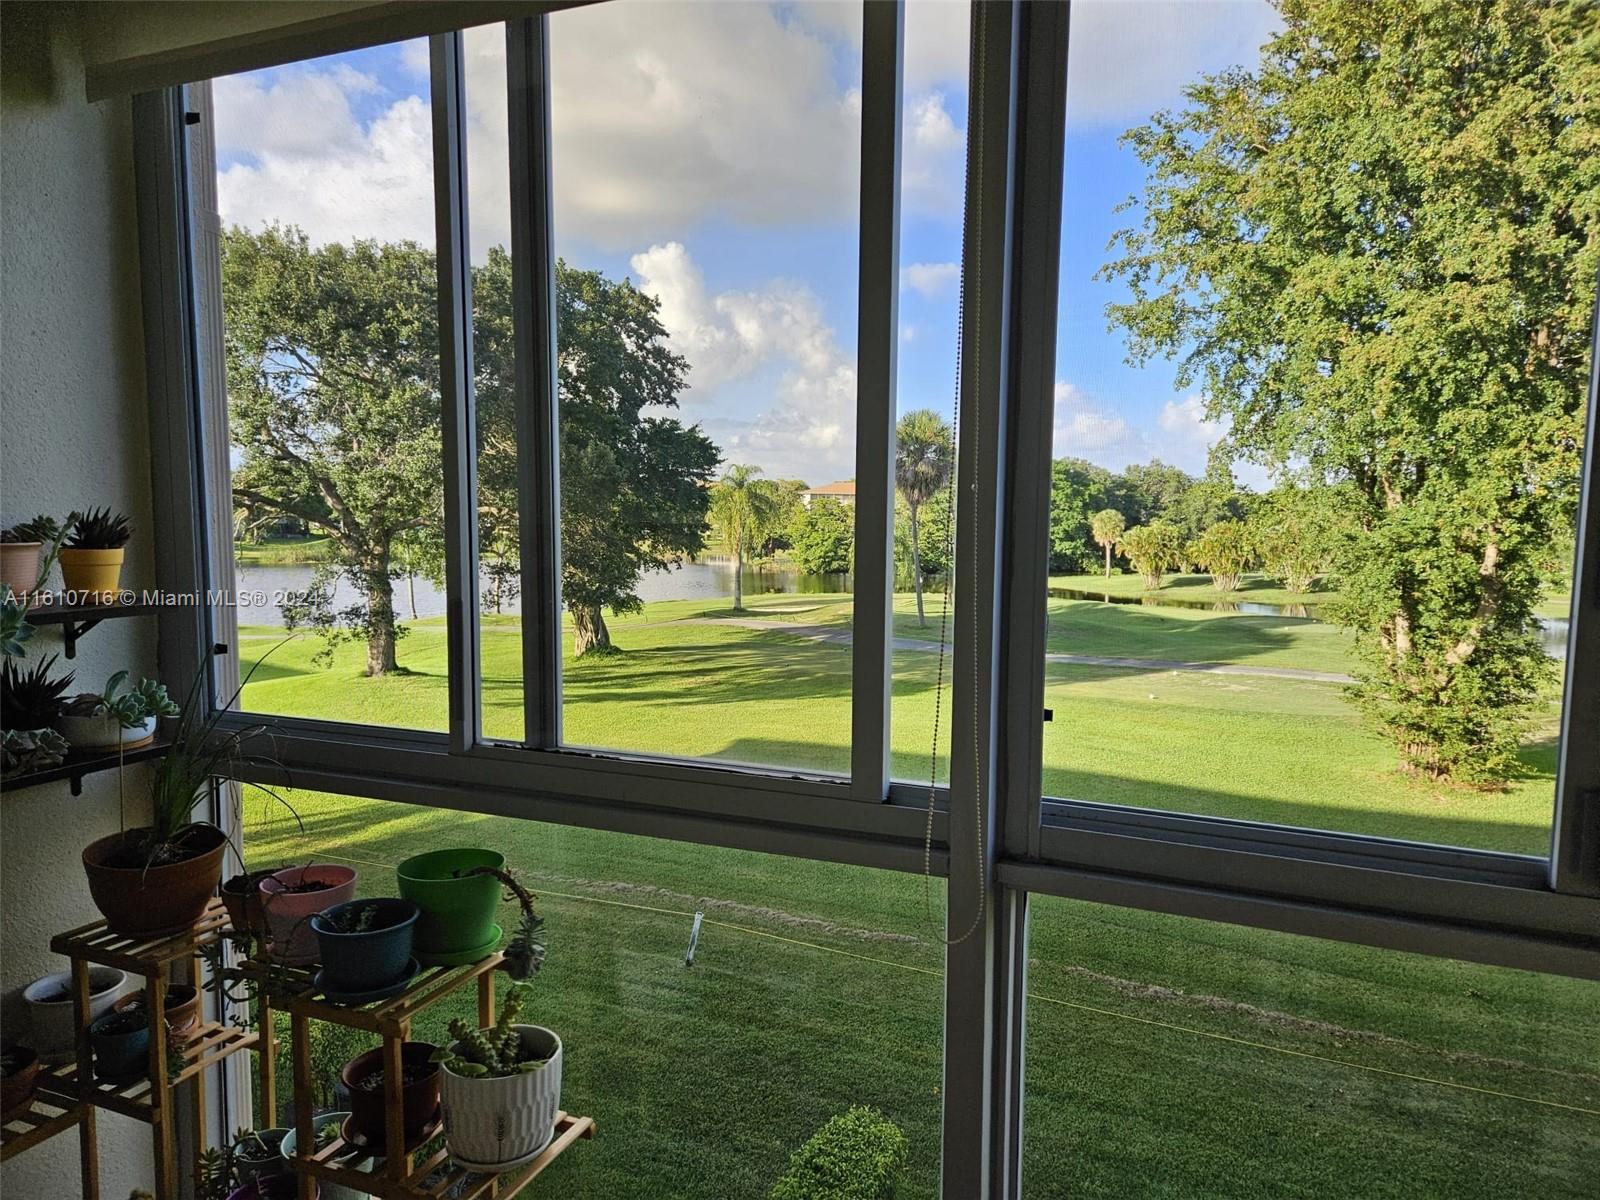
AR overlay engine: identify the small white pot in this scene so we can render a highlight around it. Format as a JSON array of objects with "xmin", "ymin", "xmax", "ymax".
[
  {"xmin": 55, "ymin": 712, "xmax": 155, "ymax": 752},
  {"xmin": 23, "ymin": 967, "xmax": 130, "ymax": 1064},
  {"xmin": 440, "ymin": 1025, "xmax": 562, "ymax": 1172}
]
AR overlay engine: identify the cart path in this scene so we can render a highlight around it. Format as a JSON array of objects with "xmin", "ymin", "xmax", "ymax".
[{"xmin": 682, "ymin": 617, "xmax": 1354, "ymax": 683}]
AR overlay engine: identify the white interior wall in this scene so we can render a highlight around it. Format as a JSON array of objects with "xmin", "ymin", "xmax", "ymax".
[{"xmin": 2, "ymin": 4, "xmax": 162, "ymax": 1194}]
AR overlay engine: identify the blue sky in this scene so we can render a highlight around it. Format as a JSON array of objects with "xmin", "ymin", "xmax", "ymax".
[{"xmin": 210, "ymin": 1, "xmax": 1279, "ymax": 489}]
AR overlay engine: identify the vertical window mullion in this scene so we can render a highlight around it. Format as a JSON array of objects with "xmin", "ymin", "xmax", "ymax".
[
  {"xmin": 430, "ymin": 32, "xmax": 482, "ymax": 752},
  {"xmin": 850, "ymin": 0, "xmax": 904, "ymax": 801},
  {"xmin": 507, "ymin": 17, "xmax": 564, "ymax": 749},
  {"xmin": 1551, "ymin": 293, "xmax": 1600, "ymax": 897}
]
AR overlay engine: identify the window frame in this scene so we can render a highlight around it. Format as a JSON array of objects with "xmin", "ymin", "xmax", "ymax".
[{"xmin": 132, "ymin": 3, "xmax": 1599, "ymax": 1195}]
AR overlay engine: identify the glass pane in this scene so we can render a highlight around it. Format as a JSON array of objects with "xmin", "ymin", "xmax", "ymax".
[
  {"xmin": 212, "ymin": 41, "xmax": 447, "ymax": 731},
  {"xmin": 1043, "ymin": 0, "xmax": 1593, "ymax": 851},
  {"xmin": 891, "ymin": 0, "xmax": 969, "ymax": 788},
  {"xmin": 243, "ymin": 789, "xmax": 947, "ymax": 1194},
  {"xmin": 1023, "ymin": 894, "xmax": 1597, "ymax": 1197},
  {"xmin": 461, "ymin": 26, "xmax": 523, "ymax": 743},
  {"xmin": 548, "ymin": 1, "xmax": 862, "ymax": 771}
]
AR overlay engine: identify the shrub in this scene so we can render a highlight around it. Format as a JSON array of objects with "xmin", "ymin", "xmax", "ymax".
[{"xmin": 769, "ymin": 1106, "xmax": 908, "ymax": 1200}]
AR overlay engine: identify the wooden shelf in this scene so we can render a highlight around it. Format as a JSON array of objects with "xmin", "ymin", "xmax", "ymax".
[
  {"xmin": 0, "ymin": 1080, "xmax": 88, "ymax": 1163},
  {"xmin": 292, "ymin": 1112, "xmax": 596, "ymax": 1200},
  {"xmin": 3, "ymin": 738, "xmax": 171, "ymax": 796},
  {"xmin": 236, "ymin": 951, "xmax": 506, "ymax": 1035},
  {"xmin": 50, "ymin": 899, "xmax": 232, "ymax": 970},
  {"xmin": 19, "ymin": 598, "xmax": 160, "ymax": 659},
  {"xmin": 40, "ymin": 1022, "xmax": 258, "ymax": 1125}
]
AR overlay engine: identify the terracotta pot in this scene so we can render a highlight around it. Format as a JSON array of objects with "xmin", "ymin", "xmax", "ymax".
[
  {"xmin": 341, "ymin": 1042, "xmax": 440, "ymax": 1146},
  {"xmin": 221, "ymin": 869, "xmax": 276, "ymax": 938},
  {"xmin": 58, "ymin": 547, "xmax": 124, "ymax": 602},
  {"xmin": 0, "ymin": 542, "xmax": 41, "ymax": 597},
  {"xmin": 258, "ymin": 865, "xmax": 357, "ymax": 965},
  {"xmin": 82, "ymin": 824, "xmax": 227, "ymax": 937},
  {"xmin": 114, "ymin": 984, "xmax": 202, "ymax": 1045},
  {"xmin": 2, "ymin": 1044, "xmax": 40, "ymax": 1120}
]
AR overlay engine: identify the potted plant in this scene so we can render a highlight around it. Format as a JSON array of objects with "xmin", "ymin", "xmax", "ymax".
[
  {"xmin": 22, "ymin": 966, "xmax": 128, "ymax": 1063},
  {"xmin": 310, "ymin": 898, "xmax": 419, "ymax": 995},
  {"xmin": 224, "ymin": 1175, "xmax": 314, "ymax": 1200},
  {"xmin": 395, "ymin": 848, "xmax": 507, "ymax": 965},
  {"xmin": 280, "ymin": 1114, "xmax": 374, "ymax": 1200},
  {"xmin": 113, "ymin": 985, "xmax": 202, "ymax": 1045},
  {"xmin": 231, "ymin": 1128, "xmax": 290, "ymax": 1183},
  {"xmin": 89, "ymin": 1005, "xmax": 149, "ymax": 1080},
  {"xmin": 257, "ymin": 864, "xmax": 358, "ymax": 965},
  {"xmin": 434, "ymin": 982, "xmax": 561, "ymax": 1171},
  {"xmin": 338, "ymin": 1041, "xmax": 441, "ymax": 1147},
  {"xmin": 58, "ymin": 507, "xmax": 131, "ymax": 601},
  {"xmin": 1, "ymin": 655, "xmax": 75, "ymax": 762},
  {"xmin": 1, "ymin": 515, "xmax": 66, "ymax": 598},
  {"xmin": 1, "ymin": 1042, "xmax": 40, "ymax": 1119},
  {"xmin": 2, "ymin": 727, "xmax": 69, "ymax": 775},
  {"xmin": 220, "ymin": 868, "xmax": 280, "ymax": 938},
  {"xmin": 81, "ymin": 657, "xmax": 300, "ymax": 938},
  {"xmin": 57, "ymin": 670, "xmax": 179, "ymax": 751}
]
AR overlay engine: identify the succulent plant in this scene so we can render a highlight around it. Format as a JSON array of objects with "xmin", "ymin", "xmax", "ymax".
[
  {"xmin": 1, "ymin": 654, "xmax": 75, "ymax": 729},
  {"xmin": 432, "ymin": 982, "xmax": 549, "ymax": 1078},
  {"xmin": 1, "ymin": 515, "xmax": 62, "ymax": 544},
  {"xmin": 64, "ymin": 670, "xmax": 180, "ymax": 728},
  {"xmin": 1, "ymin": 727, "xmax": 68, "ymax": 775},
  {"xmin": 66, "ymin": 507, "xmax": 132, "ymax": 550}
]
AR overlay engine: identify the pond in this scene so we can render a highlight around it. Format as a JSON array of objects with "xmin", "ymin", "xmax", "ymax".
[{"xmin": 232, "ymin": 559, "xmax": 852, "ymax": 626}]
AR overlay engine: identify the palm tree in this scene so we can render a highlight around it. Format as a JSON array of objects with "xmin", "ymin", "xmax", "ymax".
[
  {"xmin": 1090, "ymin": 508, "xmax": 1126, "ymax": 578},
  {"xmin": 709, "ymin": 464, "xmax": 780, "ymax": 611},
  {"xmin": 895, "ymin": 409, "xmax": 955, "ymax": 626}
]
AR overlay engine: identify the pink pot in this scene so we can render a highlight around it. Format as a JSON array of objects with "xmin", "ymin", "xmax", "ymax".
[{"xmin": 258, "ymin": 865, "xmax": 357, "ymax": 965}]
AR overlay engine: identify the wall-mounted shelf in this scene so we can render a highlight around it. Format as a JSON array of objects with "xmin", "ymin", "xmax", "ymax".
[
  {"xmin": 22, "ymin": 599, "xmax": 160, "ymax": 659},
  {"xmin": 2, "ymin": 739, "xmax": 170, "ymax": 796}
]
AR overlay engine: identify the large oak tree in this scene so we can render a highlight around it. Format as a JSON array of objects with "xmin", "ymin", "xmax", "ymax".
[{"xmin": 1102, "ymin": 0, "xmax": 1598, "ymax": 781}]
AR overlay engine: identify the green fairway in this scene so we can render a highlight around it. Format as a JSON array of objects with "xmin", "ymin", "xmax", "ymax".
[
  {"xmin": 1048, "ymin": 571, "xmax": 1339, "ymax": 608},
  {"xmin": 233, "ymin": 535, "xmax": 336, "ymax": 565},
  {"xmin": 235, "ymin": 595, "xmax": 1590, "ymax": 1196}
]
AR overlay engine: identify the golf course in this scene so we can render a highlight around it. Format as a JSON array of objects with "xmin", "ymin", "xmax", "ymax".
[{"xmin": 236, "ymin": 583, "xmax": 1596, "ymax": 1198}]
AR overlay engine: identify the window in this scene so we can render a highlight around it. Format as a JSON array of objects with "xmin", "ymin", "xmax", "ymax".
[
  {"xmin": 208, "ymin": 40, "xmax": 448, "ymax": 732},
  {"xmin": 1022, "ymin": 894, "xmax": 1599, "ymax": 1198},
  {"xmin": 1041, "ymin": 0, "xmax": 1592, "ymax": 854}
]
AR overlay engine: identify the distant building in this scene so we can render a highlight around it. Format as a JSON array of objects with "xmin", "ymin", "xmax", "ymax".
[{"xmin": 801, "ymin": 480, "xmax": 856, "ymax": 507}]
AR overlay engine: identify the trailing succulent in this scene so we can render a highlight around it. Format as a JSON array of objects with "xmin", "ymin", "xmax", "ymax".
[
  {"xmin": 432, "ymin": 982, "xmax": 548, "ymax": 1078},
  {"xmin": 66, "ymin": 507, "xmax": 132, "ymax": 550},
  {"xmin": 460, "ymin": 866, "xmax": 546, "ymax": 982},
  {"xmin": 63, "ymin": 669, "xmax": 180, "ymax": 728}
]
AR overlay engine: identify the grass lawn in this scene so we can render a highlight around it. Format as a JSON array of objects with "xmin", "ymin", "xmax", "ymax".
[
  {"xmin": 236, "ymin": 596, "xmax": 1593, "ymax": 1197},
  {"xmin": 1048, "ymin": 571, "xmax": 1339, "ymax": 608}
]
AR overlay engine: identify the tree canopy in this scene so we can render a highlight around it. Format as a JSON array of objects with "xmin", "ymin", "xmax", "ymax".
[
  {"xmin": 1101, "ymin": 0, "xmax": 1598, "ymax": 781},
  {"xmin": 896, "ymin": 409, "xmax": 955, "ymax": 626},
  {"xmin": 708, "ymin": 465, "xmax": 781, "ymax": 612}
]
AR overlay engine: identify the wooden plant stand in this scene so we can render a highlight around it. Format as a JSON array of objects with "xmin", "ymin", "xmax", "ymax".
[
  {"xmin": 235, "ymin": 950, "xmax": 594, "ymax": 1199},
  {"xmin": 47, "ymin": 899, "xmax": 261, "ymax": 1199},
  {"xmin": 1, "ymin": 1079, "xmax": 95, "ymax": 1197}
]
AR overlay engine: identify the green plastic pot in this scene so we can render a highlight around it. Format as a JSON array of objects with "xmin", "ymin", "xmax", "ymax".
[{"xmin": 395, "ymin": 849, "xmax": 504, "ymax": 961}]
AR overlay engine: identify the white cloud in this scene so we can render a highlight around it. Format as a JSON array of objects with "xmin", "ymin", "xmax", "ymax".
[
  {"xmin": 1157, "ymin": 394, "xmax": 1226, "ymax": 461},
  {"xmin": 1065, "ymin": 0, "xmax": 1281, "ymax": 127},
  {"xmin": 901, "ymin": 261, "xmax": 959, "ymax": 298},
  {"xmin": 631, "ymin": 242, "xmax": 856, "ymax": 483},
  {"xmin": 1052, "ymin": 381, "xmax": 1139, "ymax": 460}
]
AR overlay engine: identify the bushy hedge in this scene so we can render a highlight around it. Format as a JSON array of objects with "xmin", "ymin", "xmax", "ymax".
[{"xmin": 769, "ymin": 1106, "xmax": 909, "ymax": 1200}]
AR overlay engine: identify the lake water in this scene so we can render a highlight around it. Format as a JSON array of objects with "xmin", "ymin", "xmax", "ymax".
[
  {"xmin": 233, "ymin": 560, "xmax": 851, "ymax": 625},
  {"xmin": 233, "ymin": 562, "xmax": 1567, "ymax": 659}
]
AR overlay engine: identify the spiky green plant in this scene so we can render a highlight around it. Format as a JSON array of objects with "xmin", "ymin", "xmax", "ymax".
[
  {"xmin": 1, "ymin": 654, "xmax": 75, "ymax": 729},
  {"xmin": 66, "ymin": 507, "xmax": 132, "ymax": 550},
  {"xmin": 432, "ymin": 983, "xmax": 548, "ymax": 1078}
]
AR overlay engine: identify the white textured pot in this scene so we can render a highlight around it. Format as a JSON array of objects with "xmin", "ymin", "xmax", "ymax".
[
  {"xmin": 23, "ymin": 967, "xmax": 130, "ymax": 1064},
  {"xmin": 440, "ymin": 1026, "xmax": 562, "ymax": 1172},
  {"xmin": 56, "ymin": 712, "xmax": 155, "ymax": 751}
]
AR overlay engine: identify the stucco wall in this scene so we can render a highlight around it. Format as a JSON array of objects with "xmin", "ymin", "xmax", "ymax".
[{"xmin": 2, "ymin": 4, "xmax": 160, "ymax": 1195}]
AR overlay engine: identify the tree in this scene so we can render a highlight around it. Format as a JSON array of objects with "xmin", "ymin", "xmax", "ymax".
[
  {"xmin": 1121, "ymin": 459, "xmax": 1195, "ymax": 527},
  {"xmin": 709, "ymin": 465, "xmax": 781, "ymax": 611},
  {"xmin": 1248, "ymin": 485, "xmax": 1348, "ymax": 594},
  {"xmin": 895, "ymin": 488, "xmax": 953, "ymax": 587},
  {"xmin": 895, "ymin": 409, "xmax": 956, "ymax": 626},
  {"xmin": 1089, "ymin": 509, "xmax": 1126, "ymax": 578},
  {"xmin": 474, "ymin": 251, "xmax": 719, "ymax": 656},
  {"xmin": 222, "ymin": 226, "xmax": 441, "ymax": 676},
  {"xmin": 788, "ymin": 496, "xmax": 854, "ymax": 575},
  {"xmin": 1117, "ymin": 523, "xmax": 1183, "ymax": 590},
  {"xmin": 1101, "ymin": 0, "xmax": 1596, "ymax": 781},
  {"xmin": 1049, "ymin": 457, "xmax": 1116, "ymax": 572},
  {"xmin": 1187, "ymin": 520, "xmax": 1253, "ymax": 592}
]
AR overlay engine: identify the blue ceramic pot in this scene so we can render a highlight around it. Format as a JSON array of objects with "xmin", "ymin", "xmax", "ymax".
[
  {"xmin": 89, "ymin": 1009, "xmax": 148, "ymax": 1080},
  {"xmin": 311, "ymin": 898, "xmax": 420, "ymax": 993}
]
